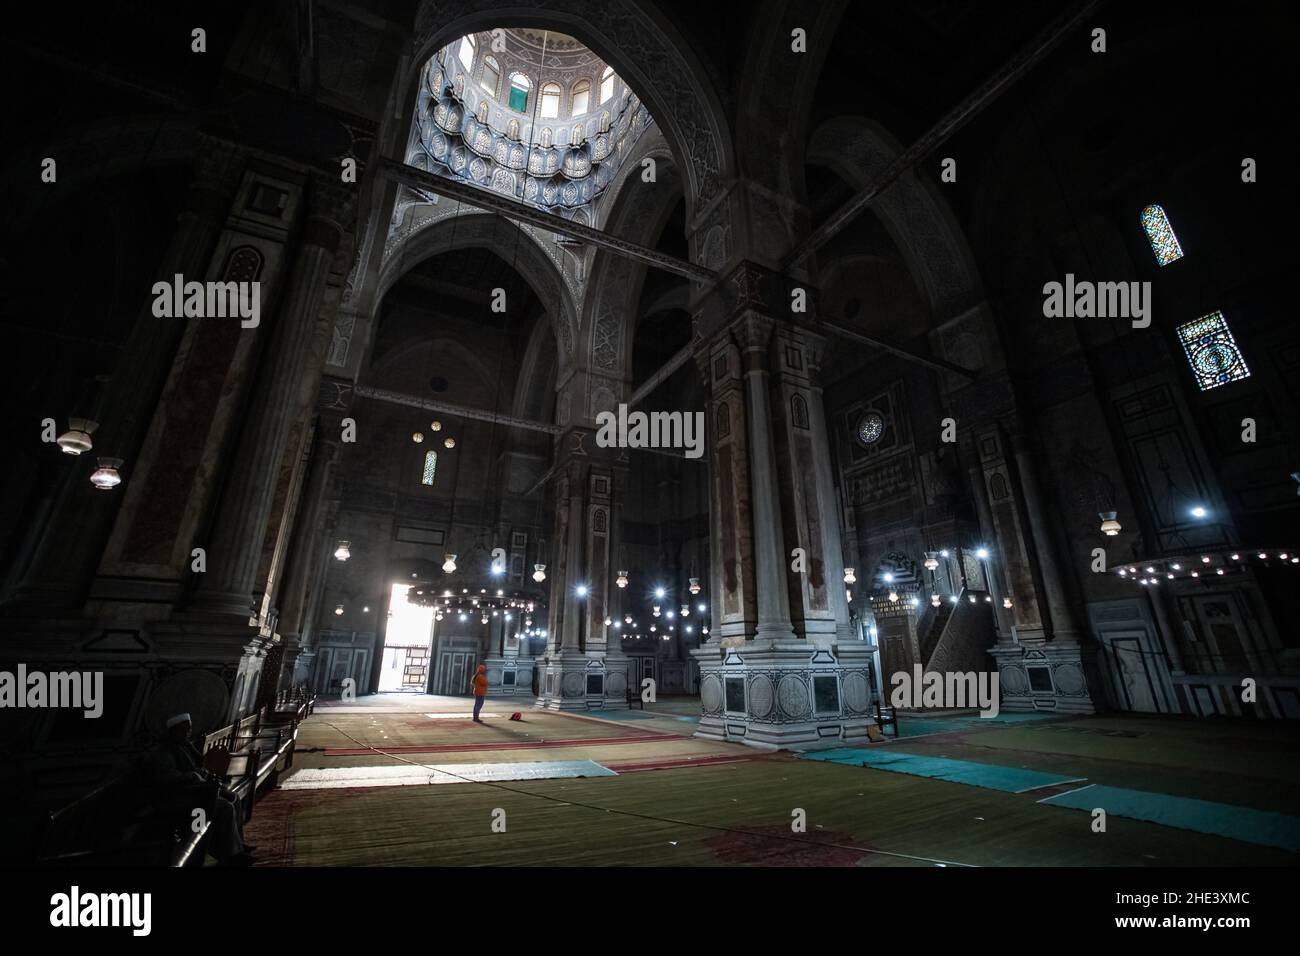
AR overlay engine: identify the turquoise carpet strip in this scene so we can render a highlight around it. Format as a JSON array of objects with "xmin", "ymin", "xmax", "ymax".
[
  {"xmin": 1039, "ymin": 784, "xmax": 1300, "ymax": 853},
  {"xmin": 799, "ymin": 748, "xmax": 1085, "ymax": 793}
]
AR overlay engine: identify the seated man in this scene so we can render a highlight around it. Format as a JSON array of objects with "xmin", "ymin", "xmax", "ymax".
[{"xmin": 147, "ymin": 713, "xmax": 256, "ymax": 866}]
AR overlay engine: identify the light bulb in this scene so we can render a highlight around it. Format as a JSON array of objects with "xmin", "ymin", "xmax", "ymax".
[
  {"xmin": 412, "ymin": 432, "xmax": 424, "ymax": 443},
  {"xmin": 444, "ymin": 436, "xmax": 456, "ymax": 449},
  {"xmin": 575, "ymin": 584, "xmax": 589, "ymax": 598},
  {"xmin": 430, "ymin": 420, "xmax": 442, "ymax": 432},
  {"xmin": 888, "ymin": 590, "xmax": 898, "ymax": 603},
  {"xmin": 333, "ymin": 605, "xmax": 344, "ymax": 615},
  {"xmin": 975, "ymin": 547, "xmax": 990, "ymax": 560}
]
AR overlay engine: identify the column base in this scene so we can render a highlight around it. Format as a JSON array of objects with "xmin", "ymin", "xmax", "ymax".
[
  {"xmin": 534, "ymin": 650, "xmax": 629, "ymax": 711},
  {"xmin": 988, "ymin": 639, "xmax": 1100, "ymax": 715},
  {"xmin": 691, "ymin": 640, "xmax": 876, "ymax": 751},
  {"xmin": 482, "ymin": 655, "xmax": 535, "ymax": 696}
]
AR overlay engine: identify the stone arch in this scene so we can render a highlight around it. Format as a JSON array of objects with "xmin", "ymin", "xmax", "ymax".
[
  {"xmin": 735, "ymin": 0, "xmax": 850, "ymax": 200},
  {"xmin": 373, "ymin": 211, "xmax": 579, "ymax": 373},
  {"xmin": 409, "ymin": 0, "xmax": 733, "ymax": 223},
  {"xmin": 581, "ymin": 128, "xmax": 684, "ymax": 392},
  {"xmin": 806, "ymin": 116, "xmax": 983, "ymax": 320}
]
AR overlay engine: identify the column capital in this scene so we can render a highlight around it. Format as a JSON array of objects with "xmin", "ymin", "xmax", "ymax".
[{"xmin": 731, "ymin": 312, "xmax": 776, "ymax": 354}]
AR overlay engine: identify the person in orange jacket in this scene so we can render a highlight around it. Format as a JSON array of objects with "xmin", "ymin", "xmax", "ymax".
[{"xmin": 471, "ymin": 663, "xmax": 488, "ymax": 722}]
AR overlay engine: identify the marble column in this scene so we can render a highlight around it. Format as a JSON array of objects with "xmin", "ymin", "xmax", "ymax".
[
  {"xmin": 276, "ymin": 431, "xmax": 340, "ymax": 686},
  {"xmin": 734, "ymin": 315, "xmax": 794, "ymax": 642},
  {"xmin": 1011, "ymin": 433, "xmax": 1083, "ymax": 643},
  {"xmin": 191, "ymin": 203, "xmax": 346, "ymax": 619},
  {"xmin": 968, "ymin": 463, "xmax": 1015, "ymax": 641},
  {"xmin": 5, "ymin": 144, "xmax": 241, "ymax": 611}
]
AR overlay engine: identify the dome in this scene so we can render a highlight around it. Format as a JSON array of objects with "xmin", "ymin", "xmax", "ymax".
[{"xmin": 409, "ymin": 29, "xmax": 652, "ymax": 215}]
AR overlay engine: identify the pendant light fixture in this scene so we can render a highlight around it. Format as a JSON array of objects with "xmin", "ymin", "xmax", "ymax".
[
  {"xmin": 688, "ymin": 577, "xmax": 700, "ymax": 594},
  {"xmin": 533, "ymin": 563, "xmax": 547, "ymax": 582},
  {"xmin": 57, "ymin": 417, "xmax": 97, "ymax": 455},
  {"xmin": 89, "ymin": 457, "xmax": 123, "ymax": 491},
  {"xmin": 443, "ymin": 553, "xmax": 458, "ymax": 573},
  {"xmin": 334, "ymin": 540, "xmax": 352, "ymax": 561},
  {"xmin": 843, "ymin": 567, "xmax": 857, "ymax": 584},
  {"xmin": 1099, "ymin": 511, "xmax": 1121, "ymax": 536}
]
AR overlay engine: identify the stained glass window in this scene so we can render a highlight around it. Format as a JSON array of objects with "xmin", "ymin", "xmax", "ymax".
[
  {"xmin": 856, "ymin": 412, "xmax": 885, "ymax": 446},
  {"xmin": 1141, "ymin": 204, "xmax": 1184, "ymax": 266},
  {"xmin": 421, "ymin": 450, "xmax": 438, "ymax": 485},
  {"xmin": 508, "ymin": 74, "xmax": 530, "ymax": 113},
  {"xmin": 1176, "ymin": 311, "xmax": 1250, "ymax": 391}
]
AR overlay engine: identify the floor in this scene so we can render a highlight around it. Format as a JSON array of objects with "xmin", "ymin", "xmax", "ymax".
[{"xmin": 243, "ymin": 694, "xmax": 1300, "ymax": 866}]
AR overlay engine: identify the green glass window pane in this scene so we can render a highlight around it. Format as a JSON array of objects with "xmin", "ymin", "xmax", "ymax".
[{"xmin": 509, "ymin": 87, "xmax": 527, "ymax": 112}]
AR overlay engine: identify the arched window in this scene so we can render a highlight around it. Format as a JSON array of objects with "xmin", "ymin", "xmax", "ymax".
[
  {"xmin": 480, "ymin": 55, "xmax": 500, "ymax": 95},
  {"xmin": 458, "ymin": 34, "xmax": 476, "ymax": 72},
  {"xmin": 540, "ymin": 82, "xmax": 561, "ymax": 119},
  {"xmin": 507, "ymin": 118, "xmax": 520, "ymax": 140},
  {"xmin": 1176, "ymin": 311, "xmax": 1250, "ymax": 391},
  {"xmin": 600, "ymin": 65, "xmax": 615, "ymax": 104},
  {"xmin": 571, "ymin": 80, "xmax": 591, "ymax": 115},
  {"xmin": 1140, "ymin": 204, "xmax": 1184, "ymax": 266},
  {"xmin": 572, "ymin": 124, "xmax": 584, "ymax": 146},
  {"xmin": 421, "ymin": 450, "xmax": 438, "ymax": 486},
  {"xmin": 539, "ymin": 127, "xmax": 552, "ymax": 148},
  {"xmin": 475, "ymin": 98, "xmax": 489, "ymax": 123},
  {"xmin": 508, "ymin": 73, "xmax": 530, "ymax": 112}
]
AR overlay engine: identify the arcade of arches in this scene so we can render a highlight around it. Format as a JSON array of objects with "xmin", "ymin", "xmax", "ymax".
[{"xmin": 3, "ymin": 1, "xmax": 1298, "ymax": 867}]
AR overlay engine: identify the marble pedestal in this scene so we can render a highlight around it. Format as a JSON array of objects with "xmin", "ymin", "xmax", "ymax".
[
  {"xmin": 482, "ymin": 655, "xmax": 534, "ymax": 697},
  {"xmin": 988, "ymin": 639, "xmax": 1100, "ymax": 714},
  {"xmin": 534, "ymin": 650, "xmax": 629, "ymax": 711},
  {"xmin": 692, "ymin": 640, "xmax": 876, "ymax": 750}
]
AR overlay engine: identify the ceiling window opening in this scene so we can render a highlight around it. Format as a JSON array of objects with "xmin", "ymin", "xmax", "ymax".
[
  {"xmin": 480, "ymin": 55, "xmax": 500, "ymax": 95},
  {"xmin": 600, "ymin": 65, "xmax": 615, "ymax": 104},
  {"xmin": 458, "ymin": 34, "xmax": 476, "ymax": 72},
  {"xmin": 541, "ymin": 82, "xmax": 562, "ymax": 119},
  {"xmin": 509, "ymin": 73, "xmax": 531, "ymax": 113},
  {"xmin": 572, "ymin": 80, "xmax": 591, "ymax": 115}
]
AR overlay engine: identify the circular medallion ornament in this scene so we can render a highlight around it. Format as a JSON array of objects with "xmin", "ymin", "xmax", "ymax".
[
  {"xmin": 856, "ymin": 412, "xmax": 885, "ymax": 446},
  {"xmin": 1053, "ymin": 662, "xmax": 1086, "ymax": 696},
  {"xmin": 701, "ymin": 675, "xmax": 723, "ymax": 714},
  {"xmin": 777, "ymin": 675, "xmax": 809, "ymax": 719},
  {"xmin": 561, "ymin": 672, "xmax": 584, "ymax": 697},
  {"xmin": 607, "ymin": 670, "xmax": 626, "ymax": 696},
  {"xmin": 843, "ymin": 672, "xmax": 869, "ymax": 713},
  {"xmin": 748, "ymin": 675, "xmax": 774, "ymax": 718},
  {"xmin": 1000, "ymin": 665, "xmax": 1029, "ymax": 695}
]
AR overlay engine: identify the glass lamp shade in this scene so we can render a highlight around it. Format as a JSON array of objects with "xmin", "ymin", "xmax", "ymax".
[
  {"xmin": 533, "ymin": 564, "xmax": 546, "ymax": 582},
  {"xmin": 688, "ymin": 577, "xmax": 700, "ymax": 594},
  {"xmin": 333, "ymin": 605, "xmax": 344, "ymax": 616},
  {"xmin": 888, "ymin": 590, "xmax": 898, "ymax": 603},
  {"xmin": 89, "ymin": 457, "xmax": 123, "ymax": 491},
  {"xmin": 1003, "ymin": 597, "xmax": 1013, "ymax": 609},
  {"xmin": 616, "ymin": 571, "xmax": 629, "ymax": 588},
  {"xmin": 430, "ymin": 420, "xmax": 442, "ymax": 432},
  {"xmin": 924, "ymin": 552, "xmax": 939, "ymax": 572},
  {"xmin": 843, "ymin": 567, "xmax": 857, "ymax": 584},
  {"xmin": 57, "ymin": 418, "xmax": 96, "ymax": 455},
  {"xmin": 680, "ymin": 604, "xmax": 689, "ymax": 617},
  {"xmin": 334, "ymin": 540, "xmax": 351, "ymax": 561},
  {"xmin": 1099, "ymin": 512, "xmax": 1121, "ymax": 536},
  {"xmin": 931, "ymin": 592, "xmax": 941, "ymax": 608},
  {"xmin": 444, "ymin": 437, "xmax": 456, "ymax": 449},
  {"xmin": 442, "ymin": 554, "xmax": 458, "ymax": 573},
  {"xmin": 412, "ymin": 432, "xmax": 424, "ymax": 443}
]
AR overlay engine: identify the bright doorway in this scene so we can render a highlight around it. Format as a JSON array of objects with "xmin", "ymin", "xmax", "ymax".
[{"xmin": 378, "ymin": 582, "xmax": 434, "ymax": 692}]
